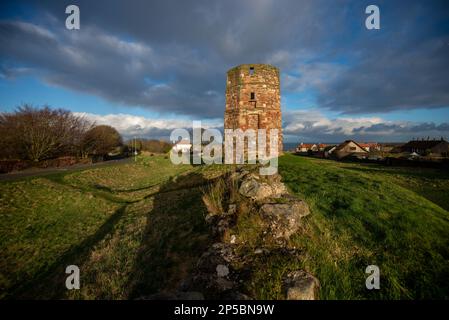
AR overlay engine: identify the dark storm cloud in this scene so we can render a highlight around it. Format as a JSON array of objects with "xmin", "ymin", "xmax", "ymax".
[
  {"xmin": 318, "ymin": 35, "xmax": 449, "ymax": 114},
  {"xmin": 0, "ymin": 0, "xmax": 349, "ymax": 118},
  {"xmin": 1, "ymin": 0, "xmax": 449, "ymax": 118},
  {"xmin": 0, "ymin": 19, "xmax": 224, "ymax": 117},
  {"xmin": 316, "ymin": 0, "xmax": 449, "ymax": 114},
  {"xmin": 356, "ymin": 122, "xmax": 449, "ymax": 134}
]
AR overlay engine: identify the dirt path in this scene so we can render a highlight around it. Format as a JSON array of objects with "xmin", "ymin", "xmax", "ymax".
[{"xmin": 0, "ymin": 157, "xmax": 133, "ymax": 182}]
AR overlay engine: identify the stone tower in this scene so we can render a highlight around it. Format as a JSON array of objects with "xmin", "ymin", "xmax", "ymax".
[{"xmin": 224, "ymin": 63, "xmax": 283, "ymax": 155}]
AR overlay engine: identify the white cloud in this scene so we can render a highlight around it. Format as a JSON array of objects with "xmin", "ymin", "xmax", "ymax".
[
  {"xmin": 75, "ymin": 112, "xmax": 222, "ymax": 140},
  {"xmin": 284, "ymin": 109, "xmax": 381, "ymax": 135},
  {"xmin": 283, "ymin": 109, "xmax": 449, "ymax": 142},
  {"xmin": 74, "ymin": 110, "xmax": 449, "ymax": 143},
  {"xmin": 13, "ymin": 21, "xmax": 56, "ymax": 40},
  {"xmin": 75, "ymin": 110, "xmax": 449, "ymax": 144}
]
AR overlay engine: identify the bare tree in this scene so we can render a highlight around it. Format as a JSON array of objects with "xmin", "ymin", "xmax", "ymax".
[
  {"xmin": 0, "ymin": 105, "xmax": 92, "ymax": 161},
  {"xmin": 126, "ymin": 138, "xmax": 173, "ymax": 153},
  {"xmin": 72, "ymin": 115, "xmax": 95, "ymax": 158}
]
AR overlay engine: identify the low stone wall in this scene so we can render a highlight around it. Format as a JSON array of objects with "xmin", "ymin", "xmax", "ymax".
[{"xmin": 150, "ymin": 166, "xmax": 320, "ymax": 300}]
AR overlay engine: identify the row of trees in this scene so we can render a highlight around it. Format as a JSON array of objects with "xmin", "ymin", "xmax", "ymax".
[
  {"xmin": 126, "ymin": 138, "xmax": 173, "ymax": 154},
  {"xmin": 0, "ymin": 105, "xmax": 123, "ymax": 161}
]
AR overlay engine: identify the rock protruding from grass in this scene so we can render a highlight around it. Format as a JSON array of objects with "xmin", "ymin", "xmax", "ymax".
[
  {"xmin": 182, "ymin": 166, "xmax": 320, "ymax": 300},
  {"xmin": 283, "ymin": 270, "xmax": 320, "ymax": 300},
  {"xmin": 236, "ymin": 169, "xmax": 310, "ymax": 243},
  {"xmin": 239, "ymin": 174, "xmax": 287, "ymax": 201},
  {"xmin": 260, "ymin": 201, "xmax": 310, "ymax": 240}
]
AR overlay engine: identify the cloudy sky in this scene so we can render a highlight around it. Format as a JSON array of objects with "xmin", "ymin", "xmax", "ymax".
[{"xmin": 1, "ymin": 0, "xmax": 448, "ymax": 143}]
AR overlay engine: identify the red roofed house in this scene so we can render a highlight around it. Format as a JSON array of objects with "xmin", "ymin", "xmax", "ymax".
[
  {"xmin": 358, "ymin": 142, "xmax": 380, "ymax": 152},
  {"xmin": 296, "ymin": 143, "xmax": 318, "ymax": 153}
]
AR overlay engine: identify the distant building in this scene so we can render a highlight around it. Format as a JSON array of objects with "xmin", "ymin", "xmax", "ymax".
[
  {"xmin": 296, "ymin": 143, "xmax": 318, "ymax": 153},
  {"xmin": 172, "ymin": 140, "xmax": 192, "ymax": 153},
  {"xmin": 334, "ymin": 140, "xmax": 369, "ymax": 159},
  {"xmin": 380, "ymin": 143, "xmax": 404, "ymax": 153},
  {"xmin": 324, "ymin": 145, "xmax": 337, "ymax": 158},
  {"xmin": 399, "ymin": 138, "xmax": 449, "ymax": 157},
  {"xmin": 317, "ymin": 143, "xmax": 329, "ymax": 151},
  {"xmin": 358, "ymin": 142, "xmax": 380, "ymax": 152},
  {"xmin": 408, "ymin": 152, "xmax": 420, "ymax": 160}
]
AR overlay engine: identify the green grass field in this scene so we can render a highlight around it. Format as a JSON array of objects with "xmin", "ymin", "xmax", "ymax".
[
  {"xmin": 279, "ymin": 154, "xmax": 449, "ymax": 299},
  {"xmin": 0, "ymin": 154, "xmax": 448, "ymax": 299},
  {"xmin": 0, "ymin": 155, "xmax": 216, "ymax": 299}
]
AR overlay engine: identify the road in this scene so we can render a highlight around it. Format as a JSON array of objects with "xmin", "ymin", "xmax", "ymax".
[{"xmin": 0, "ymin": 157, "xmax": 133, "ymax": 182}]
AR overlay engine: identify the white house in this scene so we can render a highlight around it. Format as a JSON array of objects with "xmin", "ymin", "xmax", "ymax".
[
  {"xmin": 296, "ymin": 143, "xmax": 318, "ymax": 153},
  {"xmin": 172, "ymin": 140, "xmax": 192, "ymax": 153}
]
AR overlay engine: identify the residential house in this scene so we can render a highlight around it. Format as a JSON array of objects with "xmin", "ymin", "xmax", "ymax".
[
  {"xmin": 296, "ymin": 143, "xmax": 318, "ymax": 153},
  {"xmin": 334, "ymin": 140, "xmax": 369, "ymax": 159},
  {"xmin": 324, "ymin": 145, "xmax": 337, "ymax": 158},
  {"xmin": 358, "ymin": 142, "xmax": 380, "ymax": 152},
  {"xmin": 172, "ymin": 140, "xmax": 192, "ymax": 153},
  {"xmin": 398, "ymin": 138, "xmax": 449, "ymax": 157},
  {"xmin": 317, "ymin": 143, "xmax": 329, "ymax": 151},
  {"xmin": 380, "ymin": 143, "xmax": 403, "ymax": 153}
]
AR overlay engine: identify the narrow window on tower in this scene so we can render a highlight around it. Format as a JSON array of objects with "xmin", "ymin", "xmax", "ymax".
[
  {"xmin": 250, "ymin": 92, "xmax": 255, "ymax": 100},
  {"xmin": 249, "ymin": 66, "xmax": 255, "ymax": 75}
]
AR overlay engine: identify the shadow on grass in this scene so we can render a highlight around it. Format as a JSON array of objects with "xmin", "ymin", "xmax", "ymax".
[
  {"xmin": 125, "ymin": 171, "xmax": 213, "ymax": 299},
  {"xmin": 6, "ymin": 169, "xmax": 217, "ymax": 299},
  {"xmin": 43, "ymin": 172, "xmax": 130, "ymax": 203},
  {"xmin": 8, "ymin": 204, "xmax": 128, "ymax": 299}
]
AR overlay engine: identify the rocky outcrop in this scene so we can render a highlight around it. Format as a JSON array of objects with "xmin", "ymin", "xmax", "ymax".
[
  {"xmin": 204, "ymin": 203, "xmax": 237, "ymax": 238},
  {"xmin": 175, "ymin": 166, "xmax": 319, "ymax": 300},
  {"xmin": 260, "ymin": 199, "xmax": 310, "ymax": 240},
  {"xmin": 283, "ymin": 270, "xmax": 320, "ymax": 300},
  {"xmin": 239, "ymin": 175, "xmax": 288, "ymax": 201},
  {"xmin": 180, "ymin": 242, "xmax": 251, "ymax": 299},
  {"xmin": 238, "ymin": 171, "xmax": 310, "ymax": 242}
]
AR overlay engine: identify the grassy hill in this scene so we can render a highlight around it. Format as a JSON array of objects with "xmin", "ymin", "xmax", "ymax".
[
  {"xmin": 279, "ymin": 154, "xmax": 449, "ymax": 299},
  {"xmin": 0, "ymin": 156, "xmax": 217, "ymax": 299},
  {"xmin": 0, "ymin": 154, "xmax": 448, "ymax": 299}
]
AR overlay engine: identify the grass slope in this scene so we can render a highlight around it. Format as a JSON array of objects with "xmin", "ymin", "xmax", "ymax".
[
  {"xmin": 0, "ymin": 155, "xmax": 213, "ymax": 299},
  {"xmin": 1, "ymin": 154, "xmax": 448, "ymax": 299},
  {"xmin": 279, "ymin": 154, "xmax": 449, "ymax": 299}
]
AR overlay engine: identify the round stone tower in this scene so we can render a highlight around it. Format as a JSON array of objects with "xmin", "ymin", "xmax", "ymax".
[{"xmin": 224, "ymin": 63, "xmax": 283, "ymax": 155}]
